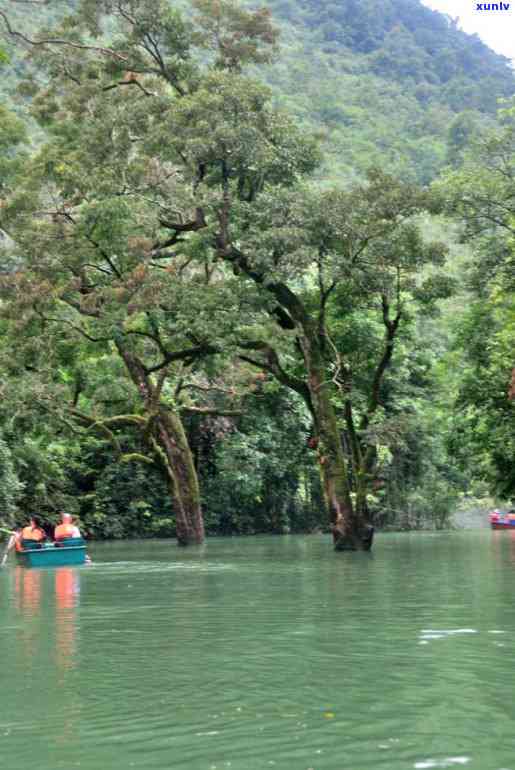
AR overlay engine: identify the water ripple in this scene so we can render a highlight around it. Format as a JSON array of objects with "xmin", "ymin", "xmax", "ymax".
[{"xmin": 3, "ymin": 532, "xmax": 515, "ymax": 770}]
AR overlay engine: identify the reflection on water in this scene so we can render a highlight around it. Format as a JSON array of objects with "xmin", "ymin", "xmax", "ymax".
[
  {"xmin": 55, "ymin": 567, "xmax": 80, "ymax": 674},
  {"xmin": 491, "ymin": 528, "xmax": 515, "ymax": 564},
  {"xmin": 12, "ymin": 568, "xmax": 43, "ymax": 678},
  {"xmin": 3, "ymin": 564, "xmax": 83, "ymax": 763},
  {"xmin": 2, "ymin": 532, "xmax": 515, "ymax": 769},
  {"xmin": 11, "ymin": 566, "xmax": 80, "ymax": 676},
  {"xmin": 54, "ymin": 568, "xmax": 81, "ymax": 746},
  {"xmin": 14, "ymin": 567, "xmax": 42, "ymax": 613}
]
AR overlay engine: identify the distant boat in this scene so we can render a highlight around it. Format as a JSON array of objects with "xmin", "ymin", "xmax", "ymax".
[
  {"xmin": 489, "ymin": 510, "xmax": 515, "ymax": 530},
  {"xmin": 15, "ymin": 539, "xmax": 87, "ymax": 567}
]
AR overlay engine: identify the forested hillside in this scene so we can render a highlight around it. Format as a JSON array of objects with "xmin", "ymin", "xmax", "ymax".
[
  {"xmin": 0, "ymin": 0, "xmax": 513, "ymax": 545},
  {"xmin": 2, "ymin": 0, "xmax": 514, "ymax": 181},
  {"xmin": 262, "ymin": 0, "xmax": 514, "ymax": 181}
]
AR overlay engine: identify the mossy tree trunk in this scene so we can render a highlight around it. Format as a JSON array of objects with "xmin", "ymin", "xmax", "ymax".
[
  {"xmin": 343, "ymin": 400, "xmax": 371, "ymax": 521},
  {"xmin": 154, "ymin": 408, "xmax": 204, "ymax": 545},
  {"xmin": 342, "ymin": 293, "xmax": 401, "ymax": 527},
  {"xmin": 299, "ymin": 322, "xmax": 373, "ymax": 551},
  {"xmin": 116, "ymin": 342, "xmax": 205, "ymax": 546},
  {"xmin": 238, "ymin": 277, "xmax": 373, "ymax": 551}
]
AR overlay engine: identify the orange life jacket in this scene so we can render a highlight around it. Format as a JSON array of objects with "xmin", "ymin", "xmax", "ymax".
[
  {"xmin": 54, "ymin": 523, "xmax": 77, "ymax": 541},
  {"xmin": 21, "ymin": 526, "xmax": 45, "ymax": 542}
]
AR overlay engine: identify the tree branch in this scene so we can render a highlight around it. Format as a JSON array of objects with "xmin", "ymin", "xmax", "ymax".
[
  {"xmin": 102, "ymin": 78, "xmax": 155, "ymax": 97},
  {"xmin": 35, "ymin": 308, "xmax": 108, "ymax": 342},
  {"xmin": 145, "ymin": 344, "xmax": 219, "ymax": 375},
  {"xmin": 0, "ymin": 11, "xmax": 129, "ymax": 60},
  {"xmin": 359, "ymin": 294, "xmax": 401, "ymax": 433},
  {"xmin": 238, "ymin": 340, "xmax": 312, "ymax": 412},
  {"xmin": 181, "ymin": 407, "xmax": 242, "ymax": 417},
  {"xmin": 120, "ymin": 452, "xmax": 155, "ymax": 465}
]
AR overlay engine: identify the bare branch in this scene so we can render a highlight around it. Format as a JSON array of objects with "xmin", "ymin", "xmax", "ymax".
[
  {"xmin": 35, "ymin": 308, "xmax": 108, "ymax": 342},
  {"xmin": 181, "ymin": 382, "xmax": 243, "ymax": 397},
  {"xmin": 359, "ymin": 294, "xmax": 402, "ymax": 433},
  {"xmin": 181, "ymin": 406, "xmax": 242, "ymax": 417},
  {"xmin": 0, "ymin": 10, "xmax": 129, "ymax": 60},
  {"xmin": 238, "ymin": 340, "xmax": 312, "ymax": 412},
  {"xmin": 102, "ymin": 78, "xmax": 155, "ymax": 97},
  {"xmin": 145, "ymin": 344, "xmax": 219, "ymax": 375}
]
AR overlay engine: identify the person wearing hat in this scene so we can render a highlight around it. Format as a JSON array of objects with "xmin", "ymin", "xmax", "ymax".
[{"xmin": 54, "ymin": 512, "xmax": 82, "ymax": 542}]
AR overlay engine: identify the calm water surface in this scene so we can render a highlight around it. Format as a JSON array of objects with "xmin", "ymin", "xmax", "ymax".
[{"xmin": 1, "ymin": 531, "xmax": 515, "ymax": 770}]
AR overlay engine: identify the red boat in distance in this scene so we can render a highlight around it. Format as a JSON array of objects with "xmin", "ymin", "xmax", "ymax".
[{"xmin": 490, "ymin": 509, "xmax": 515, "ymax": 529}]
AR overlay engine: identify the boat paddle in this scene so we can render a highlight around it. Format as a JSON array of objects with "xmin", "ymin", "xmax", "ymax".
[{"xmin": 0, "ymin": 527, "xmax": 16, "ymax": 568}]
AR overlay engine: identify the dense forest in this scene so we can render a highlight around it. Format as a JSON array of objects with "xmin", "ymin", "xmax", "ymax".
[{"xmin": 0, "ymin": 0, "xmax": 513, "ymax": 548}]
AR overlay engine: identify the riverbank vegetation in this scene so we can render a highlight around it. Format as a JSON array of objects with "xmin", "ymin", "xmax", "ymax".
[{"xmin": 0, "ymin": 0, "xmax": 513, "ymax": 547}]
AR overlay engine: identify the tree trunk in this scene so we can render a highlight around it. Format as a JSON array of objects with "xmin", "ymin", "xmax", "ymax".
[
  {"xmin": 344, "ymin": 399, "xmax": 374, "ymax": 525},
  {"xmin": 156, "ymin": 409, "xmax": 205, "ymax": 546},
  {"xmin": 300, "ymin": 327, "xmax": 373, "ymax": 551},
  {"xmin": 116, "ymin": 341, "xmax": 205, "ymax": 546},
  {"xmin": 334, "ymin": 295, "xmax": 402, "ymax": 535}
]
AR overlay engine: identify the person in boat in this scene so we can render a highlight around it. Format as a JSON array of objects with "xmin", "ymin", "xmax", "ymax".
[
  {"xmin": 54, "ymin": 512, "xmax": 82, "ymax": 543},
  {"xmin": 15, "ymin": 516, "xmax": 47, "ymax": 551}
]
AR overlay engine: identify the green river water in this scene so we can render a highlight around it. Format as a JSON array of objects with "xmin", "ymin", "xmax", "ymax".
[{"xmin": 1, "ymin": 531, "xmax": 515, "ymax": 770}]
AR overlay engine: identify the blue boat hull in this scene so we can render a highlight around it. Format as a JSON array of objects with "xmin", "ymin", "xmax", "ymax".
[{"xmin": 16, "ymin": 544, "xmax": 87, "ymax": 567}]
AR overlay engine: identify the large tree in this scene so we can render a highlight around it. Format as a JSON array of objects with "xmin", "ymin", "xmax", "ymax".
[
  {"xmin": 0, "ymin": 0, "xmax": 283, "ymax": 544},
  {"xmin": 1, "ymin": 0, "xmax": 451, "ymax": 549},
  {"xmin": 222, "ymin": 176, "xmax": 451, "ymax": 548}
]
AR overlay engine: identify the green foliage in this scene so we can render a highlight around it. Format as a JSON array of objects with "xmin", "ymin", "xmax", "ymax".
[
  {"xmin": 257, "ymin": 0, "xmax": 512, "ymax": 182},
  {"xmin": 0, "ymin": 0, "xmax": 511, "ymax": 540},
  {"xmin": 13, "ymin": 438, "xmax": 77, "ymax": 519},
  {"xmin": 199, "ymin": 388, "xmax": 324, "ymax": 534},
  {"xmin": 324, "ymin": 286, "xmax": 463, "ymax": 529},
  {"xmin": 0, "ymin": 103, "xmax": 27, "ymax": 193},
  {"xmin": 276, "ymin": 0, "xmax": 512, "ymax": 98},
  {"xmin": 446, "ymin": 111, "xmax": 480, "ymax": 167},
  {"xmin": 192, "ymin": 0, "xmax": 278, "ymax": 70},
  {"xmin": 80, "ymin": 454, "xmax": 175, "ymax": 538},
  {"xmin": 2, "ymin": 0, "xmax": 512, "ymax": 186},
  {"xmin": 448, "ymin": 299, "xmax": 515, "ymax": 499},
  {"xmin": 433, "ymin": 106, "xmax": 515, "ymax": 502},
  {"xmin": 0, "ymin": 435, "xmax": 23, "ymax": 530}
]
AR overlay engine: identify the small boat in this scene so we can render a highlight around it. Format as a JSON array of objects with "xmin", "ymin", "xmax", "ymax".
[
  {"xmin": 489, "ymin": 510, "xmax": 515, "ymax": 530},
  {"xmin": 15, "ymin": 539, "xmax": 87, "ymax": 568}
]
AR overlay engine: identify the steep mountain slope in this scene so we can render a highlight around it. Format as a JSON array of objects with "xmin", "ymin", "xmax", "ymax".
[
  {"xmin": 260, "ymin": 0, "xmax": 515, "ymax": 181},
  {"xmin": 1, "ymin": 0, "xmax": 513, "ymax": 182}
]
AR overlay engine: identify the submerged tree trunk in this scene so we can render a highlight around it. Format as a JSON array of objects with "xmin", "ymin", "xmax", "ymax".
[
  {"xmin": 226, "ymin": 253, "xmax": 375, "ymax": 549},
  {"xmin": 247, "ymin": 281, "xmax": 374, "ymax": 551},
  {"xmin": 300, "ymin": 325, "xmax": 373, "ymax": 551},
  {"xmin": 116, "ymin": 342, "xmax": 205, "ymax": 546},
  {"xmin": 339, "ymin": 293, "xmax": 401, "ymax": 534},
  {"xmin": 344, "ymin": 399, "xmax": 374, "ymax": 523},
  {"xmin": 155, "ymin": 409, "xmax": 205, "ymax": 546}
]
